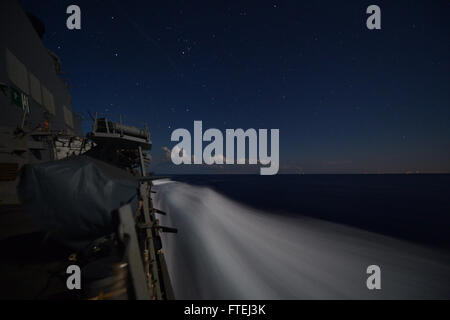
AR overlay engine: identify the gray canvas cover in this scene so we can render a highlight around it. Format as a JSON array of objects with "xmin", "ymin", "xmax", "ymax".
[{"xmin": 18, "ymin": 155, "xmax": 139, "ymax": 241}]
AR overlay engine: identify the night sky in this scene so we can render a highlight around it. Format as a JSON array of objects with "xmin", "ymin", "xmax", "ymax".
[{"xmin": 19, "ymin": 0, "xmax": 450, "ymax": 174}]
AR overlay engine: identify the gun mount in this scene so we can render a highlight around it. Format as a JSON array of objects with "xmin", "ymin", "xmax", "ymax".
[
  {"xmin": 88, "ymin": 113, "xmax": 151, "ymax": 149},
  {"xmin": 85, "ymin": 113, "xmax": 151, "ymax": 173}
]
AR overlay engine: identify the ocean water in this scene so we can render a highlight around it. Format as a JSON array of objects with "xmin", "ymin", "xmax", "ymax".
[
  {"xmin": 151, "ymin": 174, "xmax": 450, "ymax": 299},
  {"xmin": 168, "ymin": 174, "xmax": 450, "ymax": 249}
]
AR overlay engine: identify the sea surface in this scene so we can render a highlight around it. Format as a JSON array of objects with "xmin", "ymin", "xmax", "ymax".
[
  {"xmin": 152, "ymin": 174, "xmax": 450, "ymax": 299},
  {"xmin": 168, "ymin": 174, "xmax": 450, "ymax": 249}
]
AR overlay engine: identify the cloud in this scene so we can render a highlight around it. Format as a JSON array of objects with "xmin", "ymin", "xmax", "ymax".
[
  {"xmin": 204, "ymin": 153, "xmax": 226, "ymax": 164},
  {"xmin": 161, "ymin": 146, "xmax": 171, "ymax": 160},
  {"xmin": 164, "ymin": 146, "xmax": 227, "ymax": 165},
  {"xmin": 171, "ymin": 145, "xmax": 193, "ymax": 163}
]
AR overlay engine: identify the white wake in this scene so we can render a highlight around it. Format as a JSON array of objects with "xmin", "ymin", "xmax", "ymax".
[{"xmin": 152, "ymin": 180, "xmax": 450, "ymax": 299}]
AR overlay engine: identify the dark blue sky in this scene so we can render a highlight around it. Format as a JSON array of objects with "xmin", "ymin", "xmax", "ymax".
[{"xmin": 19, "ymin": 0, "xmax": 450, "ymax": 173}]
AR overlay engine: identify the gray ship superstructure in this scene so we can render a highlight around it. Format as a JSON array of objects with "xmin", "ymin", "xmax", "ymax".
[{"xmin": 0, "ymin": 0, "xmax": 83, "ymax": 204}]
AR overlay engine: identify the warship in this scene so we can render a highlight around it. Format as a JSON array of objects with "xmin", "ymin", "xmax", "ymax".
[{"xmin": 0, "ymin": 0, "xmax": 174, "ymax": 299}]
